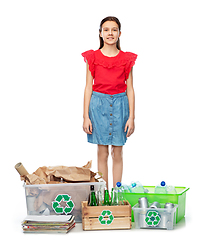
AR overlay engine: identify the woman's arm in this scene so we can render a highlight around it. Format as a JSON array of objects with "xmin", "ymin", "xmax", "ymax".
[
  {"xmin": 125, "ymin": 68, "xmax": 135, "ymax": 137},
  {"xmin": 83, "ymin": 62, "xmax": 93, "ymax": 134}
]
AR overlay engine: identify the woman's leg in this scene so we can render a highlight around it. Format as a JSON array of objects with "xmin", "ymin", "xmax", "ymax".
[
  {"xmin": 111, "ymin": 145, "xmax": 123, "ymax": 188},
  {"xmin": 97, "ymin": 144, "xmax": 109, "ymax": 189}
]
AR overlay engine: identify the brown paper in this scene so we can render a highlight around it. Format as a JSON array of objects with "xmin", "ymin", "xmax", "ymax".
[
  {"xmin": 25, "ymin": 174, "xmax": 46, "ymax": 185},
  {"xmin": 42, "ymin": 165, "xmax": 91, "ymax": 183},
  {"xmin": 17, "ymin": 160, "xmax": 104, "ymax": 185},
  {"xmin": 82, "ymin": 160, "xmax": 92, "ymax": 169},
  {"xmin": 19, "ymin": 160, "xmax": 95, "ymax": 185},
  {"xmin": 21, "ymin": 160, "xmax": 104, "ymax": 213}
]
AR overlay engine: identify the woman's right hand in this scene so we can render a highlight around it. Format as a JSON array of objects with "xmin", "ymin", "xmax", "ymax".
[{"xmin": 83, "ymin": 117, "xmax": 93, "ymax": 134}]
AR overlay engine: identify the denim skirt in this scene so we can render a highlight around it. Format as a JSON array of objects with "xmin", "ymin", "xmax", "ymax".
[{"xmin": 88, "ymin": 91, "xmax": 129, "ymax": 146}]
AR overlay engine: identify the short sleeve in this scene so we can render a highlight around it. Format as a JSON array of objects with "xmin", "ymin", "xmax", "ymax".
[
  {"xmin": 81, "ymin": 50, "xmax": 95, "ymax": 78},
  {"xmin": 125, "ymin": 52, "xmax": 138, "ymax": 79}
]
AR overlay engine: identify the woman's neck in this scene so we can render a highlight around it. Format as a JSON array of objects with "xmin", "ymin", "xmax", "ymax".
[{"xmin": 100, "ymin": 45, "xmax": 119, "ymax": 57}]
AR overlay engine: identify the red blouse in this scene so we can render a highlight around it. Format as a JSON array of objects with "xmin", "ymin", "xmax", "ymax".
[{"xmin": 82, "ymin": 49, "xmax": 137, "ymax": 95}]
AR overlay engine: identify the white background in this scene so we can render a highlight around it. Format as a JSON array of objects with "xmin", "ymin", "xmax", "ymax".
[{"xmin": 0, "ymin": 0, "xmax": 201, "ymax": 238}]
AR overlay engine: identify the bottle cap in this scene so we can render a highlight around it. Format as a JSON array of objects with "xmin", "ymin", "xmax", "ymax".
[
  {"xmin": 131, "ymin": 182, "xmax": 137, "ymax": 188},
  {"xmin": 90, "ymin": 185, "xmax": 94, "ymax": 191},
  {"xmin": 161, "ymin": 181, "xmax": 166, "ymax": 186},
  {"xmin": 116, "ymin": 182, "xmax": 121, "ymax": 187}
]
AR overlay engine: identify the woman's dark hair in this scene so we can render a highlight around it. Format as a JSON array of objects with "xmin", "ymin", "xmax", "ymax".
[{"xmin": 99, "ymin": 16, "xmax": 121, "ymax": 50}]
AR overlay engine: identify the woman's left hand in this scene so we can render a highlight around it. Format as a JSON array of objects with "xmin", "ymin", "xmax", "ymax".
[{"xmin": 124, "ymin": 118, "xmax": 135, "ymax": 137}]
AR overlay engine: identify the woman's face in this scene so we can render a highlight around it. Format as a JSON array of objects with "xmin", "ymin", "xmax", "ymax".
[{"xmin": 100, "ymin": 21, "xmax": 121, "ymax": 47}]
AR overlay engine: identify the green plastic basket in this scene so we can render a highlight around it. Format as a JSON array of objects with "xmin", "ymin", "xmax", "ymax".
[{"xmin": 123, "ymin": 186, "xmax": 189, "ymax": 223}]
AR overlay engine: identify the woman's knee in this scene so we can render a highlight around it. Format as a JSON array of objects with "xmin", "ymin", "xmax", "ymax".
[
  {"xmin": 111, "ymin": 145, "xmax": 123, "ymax": 161},
  {"xmin": 97, "ymin": 145, "xmax": 109, "ymax": 161}
]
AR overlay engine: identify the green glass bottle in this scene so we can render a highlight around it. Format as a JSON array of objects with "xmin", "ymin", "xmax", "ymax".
[
  {"xmin": 103, "ymin": 189, "xmax": 110, "ymax": 206},
  {"xmin": 110, "ymin": 188, "xmax": 114, "ymax": 206},
  {"xmin": 90, "ymin": 185, "xmax": 97, "ymax": 206}
]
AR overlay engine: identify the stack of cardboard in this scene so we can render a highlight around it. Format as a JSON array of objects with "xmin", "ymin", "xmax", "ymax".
[{"xmin": 22, "ymin": 215, "xmax": 75, "ymax": 233}]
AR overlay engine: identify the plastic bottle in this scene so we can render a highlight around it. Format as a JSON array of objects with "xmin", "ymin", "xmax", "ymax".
[
  {"xmin": 89, "ymin": 185, "xmax": 97, "ymax": 206},
  {"xmin": 129, "ymin": 181, "xmax": 145, "ymax": 193},
  {"xmin": 154, "ymin": 181, "xmax": 168, "ymax": 194},
  {"xmin": 103, "ymin": 189, "xmax": 110, "ymax": 206},
  {"xmin": 117, "ymin": 182, "xmax": 124, "ymax": 205},
  {"xmin": 122, "ymin": 185, "xmax": 130, "ymax": 193},
  {"xmin": 166, "ymin": 185, "xmax": 177, "ymax": 194},
  {"xmin": 111, "ymin": 182, "xmax": 124, "ymax": 205}
]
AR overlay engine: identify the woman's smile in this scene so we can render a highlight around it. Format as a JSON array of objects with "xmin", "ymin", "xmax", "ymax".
[{"xmin": 100, "ymin": 21, "xmax": 121, "ymax": 46}]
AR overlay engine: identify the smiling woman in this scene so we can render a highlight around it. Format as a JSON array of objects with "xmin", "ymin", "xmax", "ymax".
[
  {"xmin": 82, "ymin": 16, "xmax": 137, "ymax": 189},
  {"xmin": 99, "ymin": 16, "xmax": 121, "ymax": 51},
  {"xmin": 100, "ymin": 23, "xmax": 121, "ymax": 54}
]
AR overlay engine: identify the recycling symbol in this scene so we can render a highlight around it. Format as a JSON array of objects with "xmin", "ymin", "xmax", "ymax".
[
  {"xmin": 145, "ymin": 210, "xmax": 161, "ymax": 227},
  {"xmin": 52, "ymin": 194, "xmax": 74, "ymax": 214},
  {"xmin": 98, "ymin": 210, "xmax": 114, "ymax": 225}
]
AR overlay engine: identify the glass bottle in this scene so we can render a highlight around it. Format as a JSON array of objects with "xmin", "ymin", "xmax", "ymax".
[
  {"xmin": 89, "ymin": 185, "xmax": 97, "ymax": 206},
  {"xmin": 103, "ymin": 189, "xmax": 110, "ymax": 206}
]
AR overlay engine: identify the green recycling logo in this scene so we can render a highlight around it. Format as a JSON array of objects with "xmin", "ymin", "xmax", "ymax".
[
  {"xmin": 52, "ymin": 194, "xmax": 74, "ymax": 214},
  {"xmin": 145, "ymin": 210, "xmax": 161, "ymax": 227},
  {"xmin": 98, "ymin": 210, "xmax": 114, "ymax": 225}
]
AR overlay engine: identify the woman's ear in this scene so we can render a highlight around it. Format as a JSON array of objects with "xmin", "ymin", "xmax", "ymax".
[{"xmin": 119, "ymin": 31, "xmax": 122, "ymax": 38}]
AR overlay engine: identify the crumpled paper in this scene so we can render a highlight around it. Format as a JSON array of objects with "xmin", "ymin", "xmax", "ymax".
[
  {"xmin": 21, "ymin": 161, "xmax": 104, "ymax": 216},
  {"xmin": 21, "ymin": 160, "xmax": 100, "ymax": 185}
]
